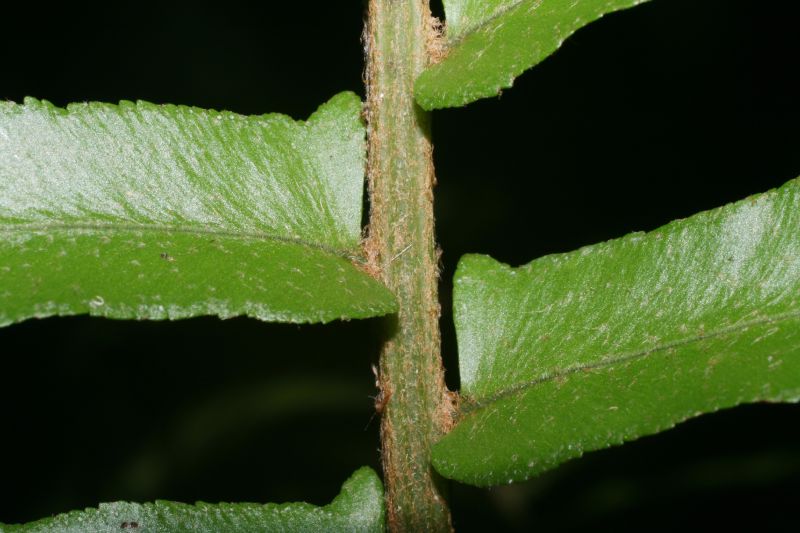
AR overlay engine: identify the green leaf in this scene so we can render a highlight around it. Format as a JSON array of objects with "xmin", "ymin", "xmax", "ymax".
[
  {"xmin": 434, "ymin": 177, "xmax": 800, "ymax": 486},
  {"xmin": 0, "ymin": 466, "xmax": 385, "ymax": 533},
  {"xmin": 416, "ymin": 0, "xmax": 652, "ymax": 109},
  {"xmin": 0, "ymin": 92, "xmax": 396, "ymax": 325}
]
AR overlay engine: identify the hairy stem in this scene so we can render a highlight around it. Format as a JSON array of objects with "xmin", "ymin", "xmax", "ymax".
[{"xmin": 364, "ymin": 1, "xmax": 453, "ymax": 531}]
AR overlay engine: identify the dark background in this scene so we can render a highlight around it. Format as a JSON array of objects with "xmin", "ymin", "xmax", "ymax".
[{"xmin": 1, "ymin": 1, "xmax": 799, "ymax": 530}]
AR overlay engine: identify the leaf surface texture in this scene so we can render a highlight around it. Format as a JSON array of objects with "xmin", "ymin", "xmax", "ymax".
[
  {"xmin": 434, "ymin": 178, "xmax": 800, "ymax": 486},
  {"xmin": 416, "ymin": 0, "xmax": 652, "ymax": 109},
  {"xmin": 0, "ymin": 93, "xmax": 396, "ymax": 325},
  {"xmin": 0, "ymin": 467, "xmax": 384, "ymax": 533}
]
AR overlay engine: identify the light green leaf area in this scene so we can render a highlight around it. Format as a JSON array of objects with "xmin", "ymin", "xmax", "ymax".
[
  {"xmin": 0, "ymin": 92, "xmax": 396, "ymax": 325},
  {"xmin": 434, "ymin": 178, "xmax": 800, "ymax": 486},
  {"xmin": 416, "ymin": 0, "xmax": 652, "ymax": 109},
  {"xmin": 0, "ymin": 467, "xmax": 385, "ymax": 533}
]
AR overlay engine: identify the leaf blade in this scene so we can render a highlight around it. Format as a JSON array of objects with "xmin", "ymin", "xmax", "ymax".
[
  {"xmin": 416, "ymin": 0, "xmax": 652, "ymax": 109},
  {"xmin": 434, "ymin": 177, "xmax": 800, "ymax": 486},
  {"xmin": 0, "ymin": 466, "xmax": 385, "ymax": 533},
  {"xmin": 0, "ymin": 230, "xmax": 392, "ymax": 325},
  {"xmin": 0, "ymin": 93, "xmax": 396, "ymax": 325}
]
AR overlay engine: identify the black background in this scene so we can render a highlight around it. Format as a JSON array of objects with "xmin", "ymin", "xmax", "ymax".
[{"xmin": 1, "ymin": 1, "xmax": 799, "ymax": 530}]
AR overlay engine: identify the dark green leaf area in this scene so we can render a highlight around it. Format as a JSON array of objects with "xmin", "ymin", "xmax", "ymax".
[
  {"xmin": 416, "ymin": 0, "xmax": 653, "ymax": 109},
  {"xmin": 0, "ymin": 93, "xmax": 397, "ymax": 325},
  {"xmin": 0, "ymin": 467, "xmax": 385, "ymax": 533},
  {"xmin": 437, "ymin": 317, "xmax": 800, "ymax": 486},
  {"xmin": 0, "ymin": 229, "xmax": 394, "ymax": 325},
  {"xmin": 436, "ymin": 177, "xmax": 800, "ymax": 486}
]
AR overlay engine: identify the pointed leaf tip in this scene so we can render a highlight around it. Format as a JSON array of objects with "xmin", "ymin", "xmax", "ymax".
[{"xmin": 416, "ymin": 0, "xmax": 653, "ymax": 109}]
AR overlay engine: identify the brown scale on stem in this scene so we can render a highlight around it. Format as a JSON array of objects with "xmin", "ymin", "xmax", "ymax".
[
  {"xmin": 372, "ymin": 363, "xmax": 393, "ymax": 415},
  {"xmin": 425, "ymin": 15, "xmax": 448, "ymax": 64}
]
